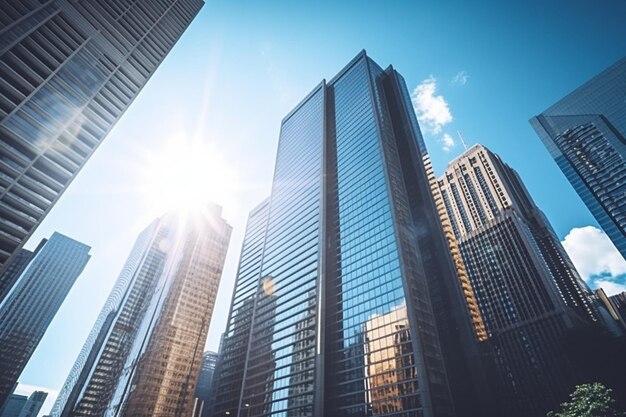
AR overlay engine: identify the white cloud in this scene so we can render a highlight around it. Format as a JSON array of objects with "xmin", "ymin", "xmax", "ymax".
[
  {"xmin": 595, "ymin": 279, "xmax": 626, "ymax": 296},
  {"xmin": 411, "ymin": 76, "xmax": 453, "ymax": 135},
  {"xmin": 452, "ymin": 70, "xmax": 469, "ymax": 86},
  {"xmin": 15, "ymin": 383, "xmax": 59, "ymax": 417},
  {"xmin": 561, "ymin": 226, "xmax": 626, "ymax": 280},
  {"xmin": 440, "ymin": 132, "xmax": 455, "ymax": 152}
]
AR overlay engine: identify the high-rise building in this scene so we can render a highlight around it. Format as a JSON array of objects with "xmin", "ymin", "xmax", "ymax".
[
  {"xmin": 17, "ymin": 391, "xmax": 47, "ymax": 417},
  {"xmin": 0, "ymin": 389, "xmax": 47, "ymax": 417},
  {"xmin": 436, "ymin": 144, "xmax": 596, "ymax": 416},
  {"xmin": 211, "ymin": 51, "xmax": 490, "ymax": 417},
  {"xmin": 0, "ymin": 392, "xmax": 27, "ymax": 417},
  {"xmin": 56, "ymin": 205, "xmax": 231, "ymax": 417},
  {"xmin": 192, "ymin": 351, "xmax": 218, "ymax": 417},
  {"xmin": 0, "ymin": 0, "xmax": 204, "ymax": 276},
  {"xmin": 0, "ymin": 232, "xmax": 91, "ymax": 408},
  {"xmin": 530, "ymin": 57, "xmax": 626, "ymax": 260}
]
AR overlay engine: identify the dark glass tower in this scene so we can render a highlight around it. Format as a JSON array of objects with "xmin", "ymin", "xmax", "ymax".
[
  {"xmin": 211, "ymin": 51, "xmax": 489, "ymax": 417},
  {"xmin": 0, "ymin": 232, "xmax": 91, "ymax": 408},
  {"xmin": 193, "ymin": 351, "xmax": 218, "ymax": 417},
  {"xmin": 0, "ymin": 0, "xmax": 203, "ymax": 276},
  {"xmin": 55, "ymin": 205, "xmax": 231, "ymax": 417},
  {"xmin": 436, "ymin": 144, "xmax": 597, "ymax": 417},
  {"xmin": 530, "ymin": 57, "xmax": 626, "ymax": 260}
]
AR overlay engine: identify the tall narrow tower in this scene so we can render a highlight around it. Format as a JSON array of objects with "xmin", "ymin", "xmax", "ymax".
[
  {"xmin": 0, "ymin": 232, "xmax": 91, "ymax": 407},
  {"xmin": 0, "ymin": 0, "xmax": 203, "ymax": 276},
  {"xmin": 55, "ymin": 205, "xmax": 231, "ymax": 417},
  {"xmin": 211, "ymin": 51, "xmax": 489, "ymax": 417}
]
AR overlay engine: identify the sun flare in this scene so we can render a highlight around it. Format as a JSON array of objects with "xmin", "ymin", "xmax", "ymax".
[{"xmin": 139, "ymin": 135, "xmax": 238, "ymax": 215}]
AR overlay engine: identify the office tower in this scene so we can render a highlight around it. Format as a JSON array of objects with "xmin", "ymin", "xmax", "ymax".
[
  {"xmin": 0, "ymin": 0, "xmax": 204, "ymax": 276},
  {"xmin": 0, "ymin": 232, "xmax": 90, "ymax": 408},
  {"xmin": 212, "ymin": 51, "xmax": 489, "ymax": 417},
  {"xmin": 530, "ymin": 57, "xmax": 626, "ymax": 260},
  {"xmin": 49, "ymin": 219, "xmax": 163, "ymax": 417},
  {"xmin": 609, "ymin": 291, "xmax": 626, "ymax": 318},
  {"xmin": 17, "ymin": 391, "xmax": 47, "ymax": 417},
  {"xmin": 193, "ymin": 351, "xmax": 218, "ymax": 417},
  {"xmin": 210, "ymin": 199, "xmax": 269, "ymax": 417},
  {"xmin": 56, "ymin": 205, "xmax": 231, "ymax": 417},
  {"xmin": 595, "ymin": 289, "xmax": 626, "ymax": 334},
  {"xmin": 0, "ymin": 392, "xmax": 27, "ymax": 417},
  {"xmin": 0, "ymin": 390, "xmax": 47, "ymax": 417},
  {"xmin": 436, "ymin": 144, "xmax": 597, "ymax": 416}
]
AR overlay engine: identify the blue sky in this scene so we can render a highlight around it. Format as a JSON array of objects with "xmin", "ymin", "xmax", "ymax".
[{"xmin": 15, "ymin": 0, "xmax": 626, "ymax": 413}]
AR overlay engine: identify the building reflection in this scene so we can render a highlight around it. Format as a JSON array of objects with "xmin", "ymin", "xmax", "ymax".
[{"xmin": 364, "ymin": 305, "xmax": 418, "ymax": 415}]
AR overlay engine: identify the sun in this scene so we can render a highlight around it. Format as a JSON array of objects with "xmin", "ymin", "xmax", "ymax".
[{"xmin": 138, "ymin": 135, "xmax": 238, "ymax": 215}]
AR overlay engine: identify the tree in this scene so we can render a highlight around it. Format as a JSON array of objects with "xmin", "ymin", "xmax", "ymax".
[{"xmin": 548, "ymin": 383, "xmax": 625, "ymax": 417}]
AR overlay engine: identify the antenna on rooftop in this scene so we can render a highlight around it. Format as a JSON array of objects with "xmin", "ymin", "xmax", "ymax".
[{"xmin": 457, "ymin": 130, "xmax": 469, "ymax": 151}]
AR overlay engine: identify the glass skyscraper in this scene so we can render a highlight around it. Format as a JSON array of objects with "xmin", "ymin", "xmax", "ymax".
[
  {"xmin": 193, "ymin": 351, "xmax": 218, "ymax": 417},
  {"xmin": 436, "ymin": 144, "xmax": 597, "ymax": 417},
  {"xmin": 0, "ymin": 232, "xmax": 91, "ymax": 408},
  {"xmin": 54, "ymin": 205, "xmax": 231, "ymax": 417},
  {"xmin": 530, "ymin": 57, "xmax": 626, "ymax": 260},
  {"xmin": 210, "ymin": 51, "xmax": 490, "ymax": 417},
  {"xmin": 0, "ymin": 0, "xmax": 203, "ymax": 276}
]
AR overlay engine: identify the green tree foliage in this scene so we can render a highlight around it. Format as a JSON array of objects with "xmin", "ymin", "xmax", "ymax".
[{"xmin": 547, "ymin": 383, "xmax": 625, "ymax": 417}]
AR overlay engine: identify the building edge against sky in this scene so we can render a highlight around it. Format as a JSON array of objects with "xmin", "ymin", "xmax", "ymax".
[
  {"xmin": 0, "ymin": 233, "xmax": 91, "ymax": 408},
  {"xmin": 0, "ymin": 0, "xmax": 204, "ymax": 277},
  {"xmin": 210, "ymin": 50, "xmax": 493, "ymax": 417},
  {"xmin": 51, "ymin": 204, "xmax": 231, "ymax": 417},
  {"xmin": 530, "ymin": 57, "xmax": 626, "ymax": 261}
]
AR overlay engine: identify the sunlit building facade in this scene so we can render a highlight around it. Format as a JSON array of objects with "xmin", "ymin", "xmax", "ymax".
[
  {"xmin": 0, "ymin": 0, "xmax": 203, "ymax": 276},
  {"xmin": 211, "ymin": 51, "xmax": 490, "ymax": 417},
  {"xmin": 530, "ymin": 57, "xmax": 626, "ymax": 260},
  {"xmin": 436, "ymin": 144, "xmax": 595, "ymax": 417},
  {"xmin": 55, "ymin": 205, "xmax": 231, "ymax": 417},
  {"xmin": 0, "ymin": 233, "xmax": 90, "ymax": 408}
]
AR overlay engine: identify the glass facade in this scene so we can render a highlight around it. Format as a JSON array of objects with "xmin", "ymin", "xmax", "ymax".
[
  {"xmin": 0, "ymin": 0, "xmax": 203, "ymax": 276},
  {"xmin": 530, "ymin": 57, "xmax": 626, "ymax": 260},
  {"xmin": 56, "ymin": 206, "xmax": 231, "ymax": 417},
  {"xmin": 0, "ymin": 232, "xmax": 91, "ymax": 407},
  {"xmin": 50, "ymin": 220, "xmax": 162, "ymax": 417},
  {"xmin": 213, "ymin": 51, "xmax": 489, "ymax": 417},
  {"xmin": 193, "ymin": 351, "xmax": 218, "ymax": 417},
  {"xmin": 210, "ymin": 200, "xmax": 270, "ymax": 417}
]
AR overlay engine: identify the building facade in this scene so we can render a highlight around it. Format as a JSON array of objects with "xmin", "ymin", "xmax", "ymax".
[
  {"xmin": 211, "ymin": 51, "xmax": 490, "ymax": 417},
  {"xmin": 0, "ymin": 232, "xmax": 90, "ymax": 408},
  {"xmin": 55, "ymin": 205, "xmax": 231, "ymax": 417},
  {"xmin": 17, "ymin": 391, "xmax": 47, "ymax": 417},
  {"xmin": 193, "ymin": 351, "xmax": 218, "ymax": 417},
  {"xmin": 436, "ymin": 144, "xmax": 596, "ymax": 416},
  {"xmin": 0, "ymin": 0, "xmax": 203, "ymax": 275},
  {"xmin": 530, "ymin": 57, "xmax": 626, "ymax": 260}
]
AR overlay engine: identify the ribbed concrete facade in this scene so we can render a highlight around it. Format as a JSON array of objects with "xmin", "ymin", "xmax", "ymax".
[{"xmin": 0, "ymin": 0, "xmax": 203, "ymax": 275}]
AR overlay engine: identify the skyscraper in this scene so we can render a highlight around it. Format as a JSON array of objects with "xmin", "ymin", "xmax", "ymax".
[
  {"xmin": 17, "ymin": 391, "xmax": 47, "ymax": 417},
  {"xmin": 0, "ymin": 0, "xmax": 204, "ymax": 276},
  {"xmin": 55, "ymin": 204, "xmax": 231, "ymax": 417},
  {"xmin": 211, "ymin": 51, "xmax": 489, "ymax": 417},
  {"xmin": 530, "ymin": 57, "xmax": 626, "ymax": 260},
  {"xmin": 0, "ymin": 232, "xmax": 91, "ymax": 408},
  {"xmin": 436, "ymin": 144, "xmax": 595, "ymax": 416},
  {"xmin": 193, "ymin": 351, "xmax": 218, "ymax": 417}
]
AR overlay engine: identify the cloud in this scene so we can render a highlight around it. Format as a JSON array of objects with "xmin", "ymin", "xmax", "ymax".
[
  {"xmin": 595, "ymin": 279, "xmax": 626, "ymax": 296},
  {"xmin": 561, "ymin": 226, "xmax": 626, "ymax": 280},
  {"xmin": 452, "ymin": 71, "xmax": 469, "ymax": 86},
  {"xmin": 411, "ymin": 76, "xmax": 453, "ymax": 135},
  {"xmin": 440, "ymin": 132, "xmax": 455, "ymax": 152}
]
